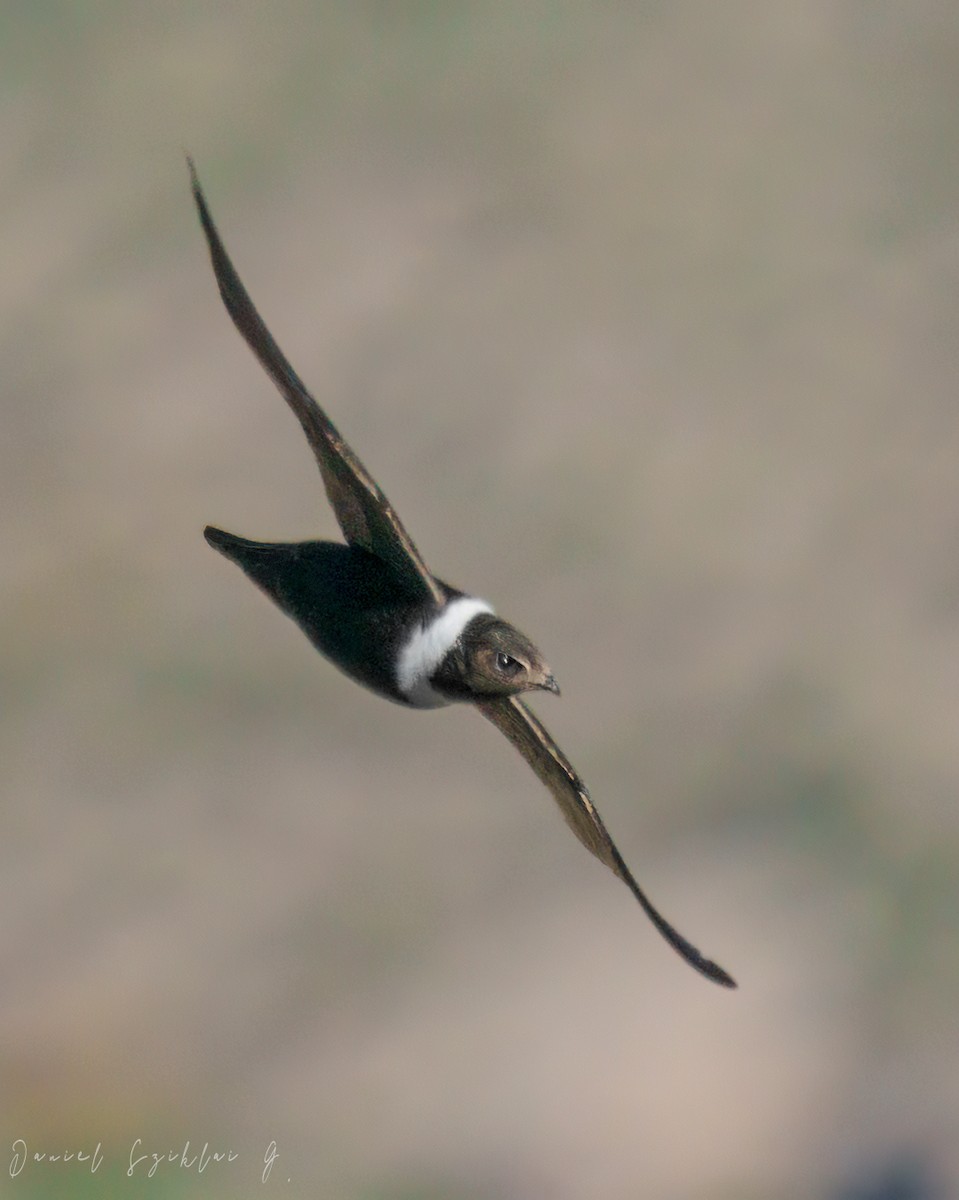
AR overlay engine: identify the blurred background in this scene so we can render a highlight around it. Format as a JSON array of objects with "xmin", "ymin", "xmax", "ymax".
[{"xmin": 3, "ymin": 3, "xmax": 958, "ymax": 1198}]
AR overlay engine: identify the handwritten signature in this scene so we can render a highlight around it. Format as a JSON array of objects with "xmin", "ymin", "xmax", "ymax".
[{"xmin": 10, "ymin": 1138, "xmax": 281, "ymax": 1183}]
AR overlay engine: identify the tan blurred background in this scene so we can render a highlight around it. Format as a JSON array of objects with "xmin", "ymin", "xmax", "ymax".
[{"xmin": 3, "ymin": 4, "xmax": 958, "ymax": 1198}]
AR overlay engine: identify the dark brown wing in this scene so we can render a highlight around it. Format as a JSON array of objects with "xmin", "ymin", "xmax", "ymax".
[
  {"xmin": 478, "ymin": 696, "xmax": 736, "ymax": 988},
  {"xmin": 189, "ymin": 159, "xmax": 444, "ymax": 607}
]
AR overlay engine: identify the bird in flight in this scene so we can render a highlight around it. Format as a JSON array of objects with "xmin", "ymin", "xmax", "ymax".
[{"xmin": 189, "ymin": 160, "xmax": 735, "ymax": 989}]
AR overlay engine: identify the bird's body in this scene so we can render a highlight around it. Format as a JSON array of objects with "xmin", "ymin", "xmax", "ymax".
[
  {"xmin": 205, "ymin": 528, "xmax": 499, "ymax": 708},
  {"xmin": 191, "ymin": 161, "xmax": 736, "ymax": 988}
]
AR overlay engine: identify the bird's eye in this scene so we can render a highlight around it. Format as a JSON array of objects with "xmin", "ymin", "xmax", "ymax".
[{"xmin": 495, "ymin": 651, "xmax": 522, "ymax": 677}]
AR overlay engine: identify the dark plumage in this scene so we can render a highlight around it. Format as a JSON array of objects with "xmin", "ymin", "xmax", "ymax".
[
  {"xmin": 204, "ymin": 530, "xmax": 435, "ymax": 703},
  {"xmin": 191, "ymin": 160, "xmax": 735, "ymax": 989}
]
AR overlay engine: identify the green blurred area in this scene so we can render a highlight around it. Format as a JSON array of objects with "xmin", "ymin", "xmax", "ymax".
[{"xmin": 2, "ymin": 4, "xmax": 958, "ymax": 1198}]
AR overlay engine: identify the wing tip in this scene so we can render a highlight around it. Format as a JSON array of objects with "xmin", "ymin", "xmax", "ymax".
[
  {"xmin": 186, "ymin": 155, "xmax": 216, "ymax": 237},
  {"xmin": 185, "ymin": 153, "xmax": 204, "ymax": 210},
  {"xmin": 699, "ymin": 959, "xmax": 738, "ymax": 989},
  {"xmin": 660, "ymin": 931, "xmax": 738, "ymax": 990}
]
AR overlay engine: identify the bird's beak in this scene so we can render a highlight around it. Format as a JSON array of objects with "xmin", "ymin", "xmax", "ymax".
[{"xmin": 540, "ymin": 674, "xmax": 561, "ymax": 696}]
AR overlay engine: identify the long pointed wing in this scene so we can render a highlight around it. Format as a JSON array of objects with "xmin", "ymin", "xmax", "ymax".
[
  {"xmin": 478, "ymin": 697, "xmax": 736, "ymax": 988},
  {"xmin": 189, "ymin": 159, "xmax": 444, "ymax": 607}
]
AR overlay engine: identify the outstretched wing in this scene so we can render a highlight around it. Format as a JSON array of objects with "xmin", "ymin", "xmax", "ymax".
[
  {"xmin": 189, "ymin": 159, "xmax": 444, "ymax": 607},
  {"xmin": 478, "ymin": 696, "xmax": 736, "ymax": 988}
]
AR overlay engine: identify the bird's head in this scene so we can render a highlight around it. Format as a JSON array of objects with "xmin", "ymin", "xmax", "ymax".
[{"xmin": 432, "ymin": 612, "xmax": 559, "ymax": 700}]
